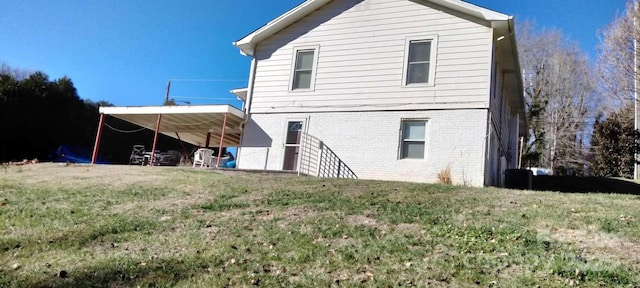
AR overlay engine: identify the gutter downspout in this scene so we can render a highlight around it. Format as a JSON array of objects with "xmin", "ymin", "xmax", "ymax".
[
  {"xmin": 484, "ymin": 111, "xmax": 493, "ymax": 187},
  {"xmin": 483, "ymin": 27, "xmax": 498, "ymax": 187},
  {"xmin": 236, "ymin": 55, "xmax": 258, "ymax": 168}
]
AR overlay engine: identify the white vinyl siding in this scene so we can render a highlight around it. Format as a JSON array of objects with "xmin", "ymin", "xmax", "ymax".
[
  {"xmin": 251, "ymin": 0, "xmax": 493, "ymax": 113},
  {"xmin": 401, "ymin": 120, "xmax": 427, "ymax": 159}
]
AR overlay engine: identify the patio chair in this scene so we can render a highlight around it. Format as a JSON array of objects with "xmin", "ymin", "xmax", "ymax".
[
  {"xmin": 193, "ymin": 148, "xmax": 214, "ymax": 168},
  {"xmin": 158, "ymin": 150, "xmax": 180, "ymax": 166},
  {"xmin": 129, "ymin": 145, "xmax": 146, "ymax": 165}
]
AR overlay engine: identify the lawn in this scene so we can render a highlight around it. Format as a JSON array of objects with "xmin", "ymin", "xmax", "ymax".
[{"xmin": 1, "ymin": 164, "xmax": 639, "ymax": 287}]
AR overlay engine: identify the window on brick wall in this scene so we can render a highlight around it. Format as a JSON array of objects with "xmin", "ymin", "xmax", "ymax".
[{"xmin": 400, "ymin": 120, "xmax": 427, "ymax": 159}]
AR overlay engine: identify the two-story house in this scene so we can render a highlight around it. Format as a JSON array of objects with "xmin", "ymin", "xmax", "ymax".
[{"xmin": 232, "ymin": 0, "xmax": 526, "ymax": 186}]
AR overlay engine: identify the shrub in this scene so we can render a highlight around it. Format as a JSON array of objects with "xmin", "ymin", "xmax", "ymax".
[{"xmin": 438, "ymin": 165, "xmax": 452, "ymax": 185}]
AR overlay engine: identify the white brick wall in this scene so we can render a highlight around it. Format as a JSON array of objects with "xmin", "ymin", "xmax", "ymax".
[{"xmin": 238, "ymin": 109, "xmax": 489, "ymax": 186}]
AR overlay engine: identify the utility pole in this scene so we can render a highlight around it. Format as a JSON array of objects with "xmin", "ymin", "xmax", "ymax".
[{"xmin": 163, "ymin": 80, "xmax": 171, "ymax": 104}]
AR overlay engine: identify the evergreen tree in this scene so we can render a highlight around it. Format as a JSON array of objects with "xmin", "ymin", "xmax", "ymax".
[{"xmin": 589, "ymin": 105, "xmax": 638, "ymax": 178}]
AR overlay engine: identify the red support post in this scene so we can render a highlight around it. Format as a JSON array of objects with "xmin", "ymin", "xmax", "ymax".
[
  {"xmin": 216, "ymin": 114, "xmax": 228, "ymax": 168},
  {"xmin": 205, "ymin": 132, "xmax": 211, "ymax": 147},
  {"xmin": 91, "ymin": 114, "xmax": 105, "ymax": 164},
  {"xmin": 150, "ymin": 114, "xmax": 162, "ymax": 166}
]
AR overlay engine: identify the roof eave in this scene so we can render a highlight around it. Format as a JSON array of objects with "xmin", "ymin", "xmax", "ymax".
[
  {"xmin": 233, "ymin": 0, "xmax": 333, "ymax": 57},
  {"xmin": 233, "ymin": 43, "xmax": 254, "ymax": 57},
  {"xmin": 507, "ymin": 17, "xmax": 528, "ymax": 135},
  {"xmin": 492, "ymin": 17, "xmax": 528, "ymax": 134},
  {"xmin": 429, "ymin": 0, "xmax": 510, "ymax": 22},
  {"xmin": 230, "ymin": 88, "xmax": 248, "ymax": 101},
  {"xmin": 232, "ymin": 0, "xmax": 511, "ymax": 57},
  {"xmin": 99, "ymin": 104, "xmax": 245, "ymax": 119}
]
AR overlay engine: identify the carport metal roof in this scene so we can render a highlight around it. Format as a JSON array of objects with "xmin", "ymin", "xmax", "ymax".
[
  {"xmin": 99, "ymin": 105, "xmax": 245, "ymax": 146},
  {"xmin": 91, "ymin": 104, "xmax": 245, "ymax": 165}
]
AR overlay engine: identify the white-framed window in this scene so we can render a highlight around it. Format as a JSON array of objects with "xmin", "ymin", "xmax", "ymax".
[
  {"xmin": 290, "ymin": 46, "xmax": 320, "ymax": 91},
  {"xmin": 402, "ymin": 36, "xmax": 437, "ymax": 86},
  {"xmin": 400, "ymin": 119, "xmax": 428, "ymax": 159}
]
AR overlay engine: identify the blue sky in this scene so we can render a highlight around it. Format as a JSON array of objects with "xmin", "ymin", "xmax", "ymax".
[{"xmin": 0, "ymin": 0, "xmax": 629, "ymax": 107}]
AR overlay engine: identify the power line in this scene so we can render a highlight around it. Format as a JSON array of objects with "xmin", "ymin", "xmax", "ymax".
[
  {"xmin": 168, "ymin": 78, "xmax": 246, "ymax": 82},
  {"xmin": 104, "ymin": 122, "xmax": 147, "ymax": 133}
]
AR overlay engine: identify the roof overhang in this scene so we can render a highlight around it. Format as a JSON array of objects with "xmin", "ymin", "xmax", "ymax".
[
  {"xmin": 233, "ymin": 0, "xmax": 333, "ymax": 56},
  {"xmin": 99, "ymin": 105, "xmax": 245, "ymax": 147},
  {"xmin": 233, "ymin": 0, "xmax": 511, "ymax": 56},
  {"xmin": 492, "ymin": 18, "xmax": 527, "ymax": 136},
  {"xmin": 428, "ymin": 0, "xmax": 510, "ymax": 21},
  {"xmin": 230, "ymin": 88, "xmax": 248, "ymax": 102}
]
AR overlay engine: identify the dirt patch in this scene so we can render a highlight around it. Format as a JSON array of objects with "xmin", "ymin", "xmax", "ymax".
[
  {"xmin": 313, "ymin": 235, "xmax": 361, "ymax": 250},
  {"xmin": 112, "ymin": 196, "xmax": 213, "ymax": 214},
  {"xmin": 345, "ymin": 215, "xmax": 380, "ymax": 227},
  {"xmin": 202, "ymin": 225, "xmax": 220, "ymax": 242},
  {"xmin": 395, "ymin": 223, "xmax": 422, "ymax": 233},
  {"xmin": 233, "ymin": 192, "xmax": 265, "ymax": 203},
  {"xmin": 258, "ymin": 207, "xmax": 322, "ymax": 221},
  {"xmin": 345, "ymin": 215, "xmax": 424, "ymax": 233},
  {"xmin": 543, "ymin": 227, "xmax": 640, "ymax": 268}
]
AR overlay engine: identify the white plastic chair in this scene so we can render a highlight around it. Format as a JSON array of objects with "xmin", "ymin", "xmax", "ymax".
[{"xmin": 193, "ymin": 148, "xmax": 214, "ymax": 168}]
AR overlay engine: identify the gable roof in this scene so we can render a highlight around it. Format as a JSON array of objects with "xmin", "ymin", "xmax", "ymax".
[{"xmin": 233, "ymin": 0, "xmax": 511, "ymax": 56}]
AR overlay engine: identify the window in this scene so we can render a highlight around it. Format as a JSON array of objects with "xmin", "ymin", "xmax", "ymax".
[
  {"xmin": 291, "ymin": 46, "xmax": 319, "ymax": 90},
  {"xmin": 403, "ymin": 36, "xmax": 437, "ymax": 86},
  {"xmin": 401, "ymin": 120, "xmax": 427, "ymax": 159}
]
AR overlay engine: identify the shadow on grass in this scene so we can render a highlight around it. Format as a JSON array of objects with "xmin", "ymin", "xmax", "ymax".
[
  {"xmin": 1, "ymin": 216, "xmax": 158, "ymax": 254},
  {"xmin": 1, "ymin": 255, "xmax": 222, "ymax": 288},
  {"xmin": 533, "ymin": 176, "xmax": 640, "ymax": 194}
]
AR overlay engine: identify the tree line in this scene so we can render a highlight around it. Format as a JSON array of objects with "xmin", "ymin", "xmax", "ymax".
[
  {"xmin": 519, "ymin": 0, "xmax": 640, "ymax": 178},
  {"xmin": 0, "ymin": 64, "xmax": 189, "ymax": 164}
]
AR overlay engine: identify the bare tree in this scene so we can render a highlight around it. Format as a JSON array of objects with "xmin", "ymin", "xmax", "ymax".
[
  {"xmin": 518, "ymin": 22, "xmax": 596, "ymax": 174},
  {"xmin": 0, "ymin": 63, "xmax": 31, "ymax": 80},
  {"xmin": 597, "ymin": 0, "xmax": 639, "ymax": 106}
]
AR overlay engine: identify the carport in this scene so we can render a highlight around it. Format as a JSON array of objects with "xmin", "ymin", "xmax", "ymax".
[{"xmin": 91, "ymin": 105, "xmax": 245, "ymax": 166}]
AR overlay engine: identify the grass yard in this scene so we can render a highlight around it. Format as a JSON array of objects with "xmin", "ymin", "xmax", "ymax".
[{"xmin": 1, "ymin": 164, "xmax": 640, "ymax": 287}]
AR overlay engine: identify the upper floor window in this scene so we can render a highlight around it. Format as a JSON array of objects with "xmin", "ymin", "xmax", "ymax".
[
  {"xmin": 403, "ymin": 36, "xmax": 437, "ymax": 86},
  {"xmin": 291, "ymin": 46, "xmax": 319, "ymax": 91}
]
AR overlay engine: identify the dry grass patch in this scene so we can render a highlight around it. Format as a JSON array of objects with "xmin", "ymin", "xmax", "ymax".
[
  {"xmin": 437, "ymin": 165, "xmax": 452, "ymax": 184},
  {"xmin": 3, "ymin": 163, "xmax": 166, "ymax": 188},
  {"xmin": 345, "ymin": 215, "xmax": 380, "ymax": 227},
  {"xmin": 112, "ymin": 196, "xmax": 214, "ymax": 215},
  {"xmin": 546, "ymin": 227, "xmax": 640, "ymax": 268}
]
